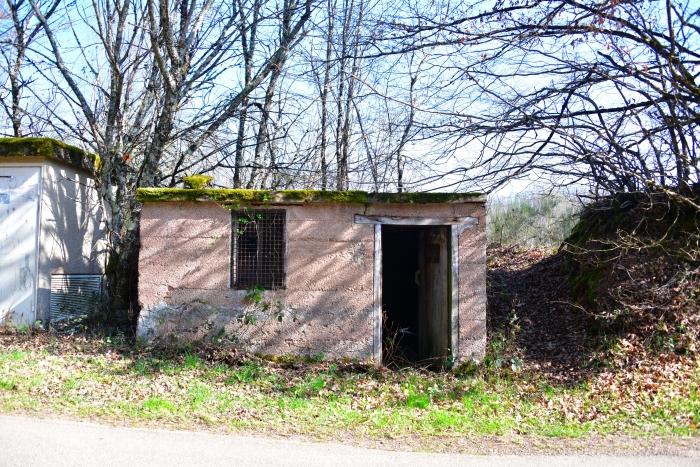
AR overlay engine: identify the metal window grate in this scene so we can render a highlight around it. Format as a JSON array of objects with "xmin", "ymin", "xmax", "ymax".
[
  {"xmin": 50, "ymin": 275, "xmax": 103, "ymax": 323},
  {"xmin": 231, "ymin": 209, "xmax": 286, "ymax": 289}
]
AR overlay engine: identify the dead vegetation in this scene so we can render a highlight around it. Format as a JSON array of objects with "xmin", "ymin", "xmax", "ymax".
[
  {"xmin": 563, "ymin": 193, "xmax": 700, "ymax": 356},
  {"xmin": 487, "ymin": 244, "xmax": 594, "ymax": 381},
  {"xmin": 0, "ymin": 193, "xmax": 698, "ymax": 440},
  {"xmin": 1, "ymin": 325, "xmax": 699, "ymax": 441},
  {"xmin": 488, "ymin": 192, "xmax": 700, "ymax": 387}
]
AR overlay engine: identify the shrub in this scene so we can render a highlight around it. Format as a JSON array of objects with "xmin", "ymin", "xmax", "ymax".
[{"xmin": 487, "ymin": 194, "xmax": 581, "ymax": 247}]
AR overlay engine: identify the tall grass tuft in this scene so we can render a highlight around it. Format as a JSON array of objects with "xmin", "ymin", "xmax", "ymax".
[{"xmin": 487, "ymin": 194, "xmax": 581, "ymax": 247}]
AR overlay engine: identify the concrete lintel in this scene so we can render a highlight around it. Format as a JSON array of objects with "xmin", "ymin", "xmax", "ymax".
[{"xmin": 355, "ymin": 215, "xmax": 478, "ymax": 227}]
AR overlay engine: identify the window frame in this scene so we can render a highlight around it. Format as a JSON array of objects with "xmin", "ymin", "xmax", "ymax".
[{"xmin": 230, "ymin": 208, "xmax": 287, "ymax": 290}]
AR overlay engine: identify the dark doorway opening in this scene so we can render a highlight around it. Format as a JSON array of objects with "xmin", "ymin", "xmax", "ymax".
[{"xmin": 381, "ymin": 225, "xmax": 451, "ymax": 367}]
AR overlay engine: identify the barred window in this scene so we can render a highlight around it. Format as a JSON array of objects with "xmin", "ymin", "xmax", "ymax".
[{"xmin": 231, "ymin": 209, "xmax": 286, "ymax": 289}]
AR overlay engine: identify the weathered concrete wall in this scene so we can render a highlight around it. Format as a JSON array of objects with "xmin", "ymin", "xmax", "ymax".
[
  {"xmin": 138, "ymin": 202, "xmax": 375, "ymax": 359},
  {"xmin": 454, "ymin": 203, "xmax": 487, "ymax": 361},
  {"xmin": 36, "ymin": 160, "xmax": 106, "ymax": 322},
  {"xmin": 137, "ymin": 201, "xmax": 486, "ymax": 362}
]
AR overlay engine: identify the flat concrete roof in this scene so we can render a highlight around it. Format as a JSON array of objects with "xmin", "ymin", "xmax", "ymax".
[
  {"xmin": 0, "ymin": 137, "xmax": 97, "ymax": 174},
  {"xmin": 136, "ymin": 188, "xmax": 486, "ymax": 205}
]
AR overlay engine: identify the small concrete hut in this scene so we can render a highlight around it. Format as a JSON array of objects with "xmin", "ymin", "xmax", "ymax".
[
  {"xmin": 136, "ymin": 188, "xmax": 486, "ymax": 365},
  {"xmin": 0, "ymin": 138, "xmax": 106, "ymax": 326}
]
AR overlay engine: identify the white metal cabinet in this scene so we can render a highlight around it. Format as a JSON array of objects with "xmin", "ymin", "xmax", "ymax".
[{"xmin": 0, "ymin": 166, "xmax": 41, "ymax": 325}]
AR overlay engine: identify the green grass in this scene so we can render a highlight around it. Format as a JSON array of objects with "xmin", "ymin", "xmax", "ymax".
[
  {"xmin": 0, "ymin": 378, "xmax": 18, "ymax": 391},
  {"xmin": 405, "ymin": 392, "xmax": 430, "ymax": 409},
  {"xmin": 142, "ymin": 397, "xmax": 176, "ymax": 413},
  {"xmin": 228, "ymin": 362, "xmax": 262, "ymax": 383},
  {"xmin": 0, "ymin": 337, "xmax": 698, "ymax": 440}
]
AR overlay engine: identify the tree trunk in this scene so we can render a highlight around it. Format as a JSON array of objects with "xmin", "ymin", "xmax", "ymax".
[
  {"xmin": 105, "ymin": 220, "xmax": 141, "ymax": 330},
  {"xmin": 248, "ymin": 67, "xmax": 282, "ymax": 188},
  {"xmin": 233, "ymin": 100, "xmax": 248, "ymax": 187},
  {"xmin": 319, "ymin": 0, "xmax": 335, "ymax": 190},
  {"xmin": 97, "ymin": 152, "xmax": 142, "ymax": 331}
]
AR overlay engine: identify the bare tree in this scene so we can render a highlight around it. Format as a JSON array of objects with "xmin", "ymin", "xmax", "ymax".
[
  {"xmin": 379, "ymin": 0, "xmax": 699, "ymax": 202},
  {"xmin": 231, "ymin": 0, "xmax": 260, "ymax": 187},
  {"xmin": 13, "ymin": 0, "xmax": 696, "ymax": 330},
  {"xmin": 317, "ymin": 0, "xmax": 336, "ymax": 190},
  {"xmin": 393, "ymin": 52, "xmax": 421, "ymax": 192},
  {"xmin": 28, "ymin": 0, "xmax": 315, "ymax": 322},
  {"xmin": 246, "ymin": 11, "xmax": 289, "ymax": 188},
  {"xmin": 0, "ymin": 0, "xmax": 60, "ymax": 136}
]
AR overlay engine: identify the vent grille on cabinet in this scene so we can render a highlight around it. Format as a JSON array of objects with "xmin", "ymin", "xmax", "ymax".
[{"xmin": 50, "ymin": 275, "xmax": 103, "ymax": 323}]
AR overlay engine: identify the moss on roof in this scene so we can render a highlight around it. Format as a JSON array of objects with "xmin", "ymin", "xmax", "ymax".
[
  {"xmin": 136, "ymin": 188, "xmax": 485, "ymax": 204},
  {"xmin": 370, "ymin": 192, "xmax": 484, "ymax": 204},
  {"xmin": 182, "ymin": 174, "xmax": 214, "ymax": 189},
  {"xmin": 0, "ymin": 137, "xmax": 98, "ymax": 172}
]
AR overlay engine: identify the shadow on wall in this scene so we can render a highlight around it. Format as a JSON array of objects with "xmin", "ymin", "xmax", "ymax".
[
  {"xmin": 137, "ymin": 208, "xmax": 375, "ymax": 359},
  {"xmin": 38, "ymin": 164, "xmax": 107, "ymax": 322}
]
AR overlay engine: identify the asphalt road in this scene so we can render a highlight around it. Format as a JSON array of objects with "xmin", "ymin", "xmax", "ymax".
[{"xmin": 0, "ymin": 415, "xmax": 697, "ymax": 467}]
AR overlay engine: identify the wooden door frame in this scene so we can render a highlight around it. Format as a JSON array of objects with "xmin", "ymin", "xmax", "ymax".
[{"xmin": 354, "ymin": 215, "xmax": 479, "ymax": 365}]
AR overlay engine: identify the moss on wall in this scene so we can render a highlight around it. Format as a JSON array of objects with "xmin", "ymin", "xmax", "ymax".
[
  {"xmin": 0, "ymin": 137, "xmax": 98, "ymax": 172},
  {"xmin": 136, "ymin": 187, "xmax": 484, "ymax": 204},
  {"xmin": 568, "ymin": 264, "xmax": 604, "ymax": 307}
]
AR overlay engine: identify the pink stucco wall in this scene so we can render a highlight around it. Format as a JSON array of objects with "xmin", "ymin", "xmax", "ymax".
[
  {"xmin": 455, "ymin": 204, "xmax": 488, "ymax": 360},
  {"xmin": 137, "ymin": 201, "xmax": 486, "ymax": 363}
]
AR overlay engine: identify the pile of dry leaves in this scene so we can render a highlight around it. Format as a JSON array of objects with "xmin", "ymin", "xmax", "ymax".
[
  {"xmin": 487, "ymin": 244, "xmax": 596, "ymax": 382},
  {"xmin": 487, "ymin": 192, "xmax": 699, "ymax": 384}
]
